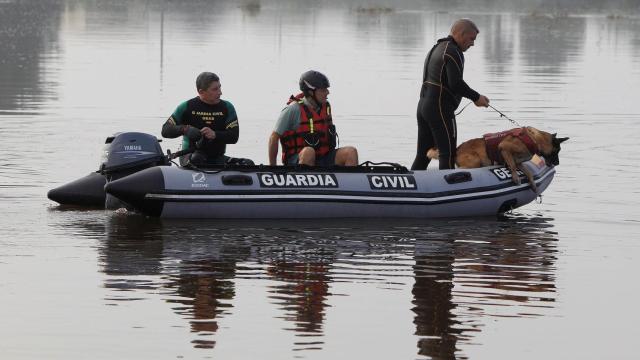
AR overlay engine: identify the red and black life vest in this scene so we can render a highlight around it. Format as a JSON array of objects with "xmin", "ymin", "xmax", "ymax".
[
  {"xmin": 280, "ymin": 93, "xmax": 336, "ymax": 164},
  {"xmin": 483, "ymin": 127, "xmax": 539, "ymax": 164}
]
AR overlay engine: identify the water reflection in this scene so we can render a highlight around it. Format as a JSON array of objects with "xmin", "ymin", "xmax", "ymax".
[
  {"xmin": 166, "ymin": 257, "xmax": 240, "ymax": 349},
  {"xmin": 88, "ymin": 214, "xmax": 558, "ymax": 357},
  {"xmin": 100, "ymin": 215, "xmax": 163, "ymax": 278},
  {"xmin": 0, "ymin": 1, "xmax": 63, "ymax": 113},
  {"xmin": 412, "ymin": 217, "xmax": 557, "ymax": 359},
  {"xmin": 413, "ymin": 239, "xmax": 460, "ymax": 359},
  {"xmin": 483, "ymin": 15, "xmax": 516, "ymax": 76},
  {"xmin": 519, "ymin": 15, "xmax": 586, "ymax": 75},
  {"xmin": 267, "ymin": 255, "xmax": 332, "ymax": 351},
  {"xmin": 162, "ymin": 234, "xmax": 251, "ymax": 349},
  {"xmin": 349, "ymin": 9, "xmax": 425, "ymax": 55}
]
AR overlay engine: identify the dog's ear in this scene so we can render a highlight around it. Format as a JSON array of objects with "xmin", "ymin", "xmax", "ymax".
[{"xmin": 557, "ymin": 137, "xmax": 569, "ymax": 143}]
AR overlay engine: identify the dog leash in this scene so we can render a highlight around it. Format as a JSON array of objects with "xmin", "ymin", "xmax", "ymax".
[
  {"xmin": 488, "ymin": 105, "xmax": 522, "ymax": 127},
  {"xmin": 456, "ymin": 101, "xmax": 523, "ymax": 127},
  {"xmin": 455, "ymin": 101, "xmax": 474, "ymax": 116}
]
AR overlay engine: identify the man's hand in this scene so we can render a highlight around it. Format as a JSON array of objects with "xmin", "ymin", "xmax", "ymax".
[
  {"xmin": 183, "ymin": 126, "xmax": 202, "ymax": 142},
  {"xmin": 474, "ymin": 95, "xmax": 490, "ymax": 107},
  {"xmin": 200, "ymin": 127, "xmax": 216, "ymax": 140}
]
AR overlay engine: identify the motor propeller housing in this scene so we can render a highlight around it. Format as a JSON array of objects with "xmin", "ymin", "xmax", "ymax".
[{"xmin": 48, "ymin": 132, "xmax": 168, "ymax": 207}]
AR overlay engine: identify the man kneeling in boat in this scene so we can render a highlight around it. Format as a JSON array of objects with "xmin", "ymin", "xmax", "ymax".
[
  {"xmin": 161, "ymin": 71, "xmax": 253, "ymax": 166},
  {"xmin": 268, "ymin": 70, "xmax": 358, "ymax": 166}
]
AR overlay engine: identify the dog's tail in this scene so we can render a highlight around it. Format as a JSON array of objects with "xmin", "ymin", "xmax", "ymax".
[{"xmin": 426, "ymin": 148, "xmax": 439, "ymax": 160}]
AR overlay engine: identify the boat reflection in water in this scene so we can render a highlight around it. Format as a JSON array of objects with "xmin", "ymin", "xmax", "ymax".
[
  {"xmin": 96, "ymin": 213, "xmax": 558, "ymax": 357},
  {"xmin": 412, "ymin": 219, "xmax": 557, "ymax": 358}
]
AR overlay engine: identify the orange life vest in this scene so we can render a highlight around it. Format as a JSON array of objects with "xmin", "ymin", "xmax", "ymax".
[{"xmin": 280, "ymin": 93, "xmax": 336, "ymax": 164}]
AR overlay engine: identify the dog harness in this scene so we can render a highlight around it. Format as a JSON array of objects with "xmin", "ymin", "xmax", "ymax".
[
  {"xmin": 483, "ymin": 127, "xmax": 539, "ymax": 164},
  {"xmin": 280, "ymin": 93, "xmax": 335, "ymax": 164}
]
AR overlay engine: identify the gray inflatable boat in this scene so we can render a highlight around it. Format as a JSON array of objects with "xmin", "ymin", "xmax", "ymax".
[
  {"xmin": 48, "ymin": 131, "xmax": 556, "ymax": 218},
  {"xmin": 105, "ymin": 158, "xmax": 555, "ymax": 219}
]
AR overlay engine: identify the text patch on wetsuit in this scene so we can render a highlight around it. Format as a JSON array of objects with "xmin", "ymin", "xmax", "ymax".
[
  {"xmin": 258, "ymin": 173, "xmax": 339, "ymax": 188},
  {"xmin": 490, "ymin": 167, "xmax": 524, "ymax": 181},
  {"xmin": 367, "ymin": 175, "xmax": 417, "ymax": 190}
]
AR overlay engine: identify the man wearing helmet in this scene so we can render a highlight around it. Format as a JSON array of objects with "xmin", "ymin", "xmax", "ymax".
[
  {"xmin": 268, "ymin": 70, "xmax": 358, "ymax": 167},
  {"xmin": 411, "ymin": 19, "xmax": 490, "ymax": 170}
]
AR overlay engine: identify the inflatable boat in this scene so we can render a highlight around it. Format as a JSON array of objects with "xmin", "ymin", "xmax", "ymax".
[{"xmin": 48, "ymin": 132, "xmax": 556, "ymax": 218}]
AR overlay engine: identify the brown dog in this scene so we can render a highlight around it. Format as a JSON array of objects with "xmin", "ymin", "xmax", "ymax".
[{"xmin": 427, "ymin": 127, "xmax": 569, "ymax": 193}]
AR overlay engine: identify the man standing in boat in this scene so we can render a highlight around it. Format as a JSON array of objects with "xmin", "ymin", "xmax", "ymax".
[
  {"xmin": 411, "ymin": 19, "xmax": 490, "ymax": 170},
  {"xmin": 162, "ymin": 72, "xmax": 252, "ymax": 166},
  {"xmin": 268, "ymin": 70, "xmax": 359, "ymax": 166}
]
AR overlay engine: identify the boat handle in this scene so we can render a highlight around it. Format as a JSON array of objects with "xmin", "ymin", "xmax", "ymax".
[
  {"xmin": 222, "ymin": 175, "xmax": 254, "ymax": 186},
  {"xmin": 444, "ymin": 171, "xmax": 472, "ymax": 184}
]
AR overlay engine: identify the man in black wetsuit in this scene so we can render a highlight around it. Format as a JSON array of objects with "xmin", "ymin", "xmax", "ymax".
[
  {"xmin": 411, "ymin": 19, "xmax": 490, "ymax": 170},
  {"xmin": 161, "ymin": 72, "xmax": 252, "ymax": 166}
]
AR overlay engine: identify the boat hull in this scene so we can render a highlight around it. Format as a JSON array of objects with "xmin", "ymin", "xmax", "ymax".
[
  {"xmin": 47, "ymin": 172, "xmax": 107, "ymax": 207},
  {"xmin": 105, "ymin": 159, "xmax": 555, "ymax": 219}
]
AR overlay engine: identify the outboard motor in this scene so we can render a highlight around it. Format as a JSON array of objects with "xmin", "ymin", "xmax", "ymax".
[
  {"xmin": 100, "ymin": 132, "xmax": 168, "ymax": 179},
  {"xmin": 47, "ymin": 132, "xmax": 168, "ymax": 208},
  {"xmin": 101, "ymin": 132, "xmax": 169, "ymax": 209}
]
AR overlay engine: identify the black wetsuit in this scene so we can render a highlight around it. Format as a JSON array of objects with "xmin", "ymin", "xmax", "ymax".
[
  {"xmin": 411, "ymin": 36, "xmax": 480, "ymax": 170},
  {"xmin": 162, "ymin": 97, "xmax": 239, "ymax": 165}
]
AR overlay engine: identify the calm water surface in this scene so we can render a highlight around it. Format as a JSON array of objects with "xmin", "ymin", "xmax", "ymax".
[{"xmin": 1, "ymin": 0, "xmax": 639, "ymax": 359}]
